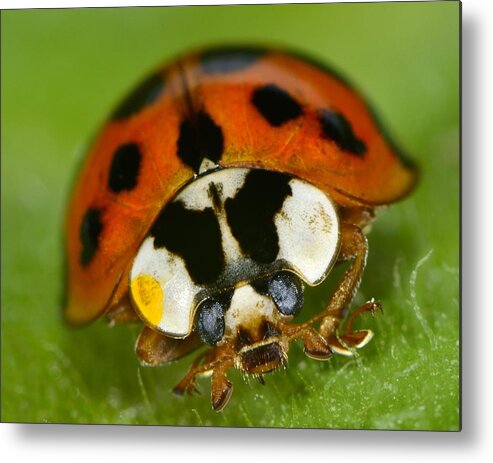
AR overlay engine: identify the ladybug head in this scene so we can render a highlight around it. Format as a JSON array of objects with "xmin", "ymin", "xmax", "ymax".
[{"xmin": 196, "ymin": 271, "xmax": 304, "ymax": 374}]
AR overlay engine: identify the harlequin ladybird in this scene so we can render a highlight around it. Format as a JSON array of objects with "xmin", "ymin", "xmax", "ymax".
[{"xmin": 64, "ymin": 46, "xmax": 416, "ymax": 411}]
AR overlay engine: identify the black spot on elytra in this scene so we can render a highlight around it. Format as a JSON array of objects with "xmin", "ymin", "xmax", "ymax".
[
  {"xmin": 225, "ymin": 170, "xmax": 292, "ymax": 264},
  {"xmin": 200, "ymin": 47, "xmax": 264, "ymax": 74},
  {"xmin": 80, "ymin": 208, "xmax": 103, "ymax": 266},
  {"xmin": 108, "ymin": 143, "xmax": 142, "ymax": 193},
  {"xmin": 177, "ymin": 111, "xmax": 224, "ymax": 172},
  {"xmin": 150, "ymin": 201, "xmax": 224, "ymax": 285},
  {"xmin": 111, "ymin": 72, "xmax": 165, "ymax": 120},
  {"xmin": 319, "ymin": 109, "xmax": 366, "ymax": 156},
  {"xmin": 293, "ymin": 51, "xmax": 416, "ymax": 164},
  {"xmin": 252, "ymin": 83, "xmax": 302, "ymax": 127}
]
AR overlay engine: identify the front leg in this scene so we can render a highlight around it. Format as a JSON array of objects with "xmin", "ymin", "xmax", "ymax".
[
  {"xmin": 310, "ymin": 222, "xmax": 381, "ymax": 354},
  {"xmin": 173, "ymin": 345, "xmax": 235, "ymax": 412}
]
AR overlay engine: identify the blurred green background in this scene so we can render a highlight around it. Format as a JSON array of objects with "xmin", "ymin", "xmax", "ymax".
[{"xmin": 1, "ymin": 2, "xmax": 459, "ymax": 429}]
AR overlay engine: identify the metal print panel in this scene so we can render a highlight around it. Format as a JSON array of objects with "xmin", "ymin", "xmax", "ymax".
[{"xmin": 1, "ymin": 1, "xmax": 460, "ymax": 430}]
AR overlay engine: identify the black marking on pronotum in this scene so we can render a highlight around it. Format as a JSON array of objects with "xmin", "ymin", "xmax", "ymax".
[
  {"xmin": 150, "ymin": 201, "xmax": 224, "ymax": 285},
  {"xmin": 225, "ymin": 170, "xmax": 292, "ymax": 264},
  {"xmin": 200, "ymin": 47, "xmax": 265, "ymax": 74},
  {"xmin": 80, "ymin": 207, "xmax": 103, "ymax": 266},
  {"xmin": 318, "ymin": 109, "xmax": 366, "ymax": 156},
  {"xmin": 111, "ymin": 72, "xmax": 165, "ymax": 120},
  {"xmin": 108, "ymin": 143, "xmax": 142, "ymax": 193},
  {"xmin": 207, "ymin": 181, "xmax": 222, "ymax": 213},
  {"xmin": 252, "ymin": 84, "xmax": 302, "ymax": 127},
  {"xmin": 177, "ymin": 111, "xmax": 224, "ymax": 172}
]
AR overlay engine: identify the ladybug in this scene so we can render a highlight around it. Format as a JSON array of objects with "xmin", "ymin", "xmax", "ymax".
[{"xmin": 64, "ymin": 46, "xmax": 417, "ymax": 411}]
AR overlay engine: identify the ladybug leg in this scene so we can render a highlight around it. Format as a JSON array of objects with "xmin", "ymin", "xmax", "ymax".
[
  {"xmin": 211, "ymin": 358, "xmax": 235, "ymax": 412},
  {"xmin": 337, "ymin": 300, "xmax": 383, "ymax": 350},
  {"xmin": 286, "ymin": 222, "xmax": 381, "ymax": 357},
  {"xmin": 339, "ymin": 206, "xmax": 377, "ymax": 230},
  {"xmin": 136, "ymin": 326, "xmax": 202, "ymax": 366},
  {"xmin": 105, "ymin": 294, "xmax": 141, "ymax": 326},
  {"xmin": 173, "ymin": 346, "xmax": 235, "ymax": 412},
  {"xmin": 172, "ymin": 349, "xmax": 216, "ymax": 395},
  {"xmin": 280, "ymin": 323, "xmax": 332, "ymax": 360},
  {"xmin": 317, "ymin": 222, "xmax": 382, "ymax": 354}
]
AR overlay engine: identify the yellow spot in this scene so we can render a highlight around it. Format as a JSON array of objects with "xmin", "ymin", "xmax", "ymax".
[{"xmin": 131, "ymin": 274, "xmax": 164, "ymax": 327}]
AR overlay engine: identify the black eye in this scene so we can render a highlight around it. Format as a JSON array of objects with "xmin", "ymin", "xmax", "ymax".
[
  {"xmin": 196, "ymin": 292, "xmax": 232, "ymax": 345},
  {"xmin": 268, "ymin": 272, "xmax": 304, "ymax": 316}
]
